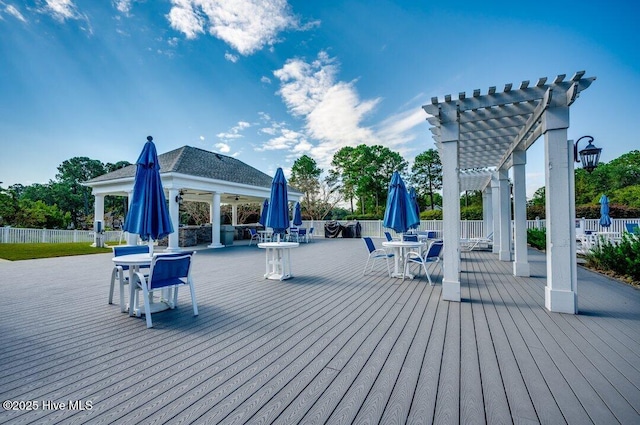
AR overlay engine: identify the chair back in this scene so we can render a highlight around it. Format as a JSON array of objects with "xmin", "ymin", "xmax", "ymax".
[
  {"xmin": 363, "ymin": 237, "xmax": 376, "ymax": 254},
  {"xmin": 425, "ymin": 240, "xmax": 444, "ymax": 259},
  {"xmin": 149, "ymin": 252, "xmax": 195, "ymax": 290},
  {"xmin": 427, "ymin": 231, "xmax": 437, "ymax": 238},
  {"xmin": 403, "ymin": 234, "xmax": 418, "ymax": 242},
  {"xmin": 625, "ymin": 223, "xmax": 640, "ymax": 235},
  {"xmin": 249, "ymin": 228, "xmax": 257, "ymax": 236},
  {"xmin": 384, "ymin": 231, "xmax": 393, "ymax": 242},
  {"xmin": 113, "ymin": 245, "xmax": 149, "ymax": 257},
  {"xmin": 309, "ymin": 227, "xmax": 314, "ymax": 235},
  {"xmin": 298, "ymin": 228, "xmax": 307, "ymax": 236}
]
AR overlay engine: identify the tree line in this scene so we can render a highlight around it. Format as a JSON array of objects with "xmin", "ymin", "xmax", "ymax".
[{"xmin": 1, "ymin": 147, "xmax": 638, "ymax": 229}]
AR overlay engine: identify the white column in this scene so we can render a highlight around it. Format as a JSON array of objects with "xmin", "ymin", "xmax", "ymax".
[
  {"xmin": 125, "ymin": 190, "xmax": 137, "ymax": 245},
  {"xmin": 482, "ymin": 187, "xmax": 493, "ymax": 238},
  {"xmin": 441, "ymin": 137, "xmax": 461, "ymax": 302},
  {"xmin": 167, "ymin": 188, "xmax": 180, "ymax": 251},
  {"xmin": 512, "ymin": 150, "xmax": 530, "ymax": 276},
  {"xmin": 491, "ymin": 174, "xmax": 500, "ymax": 254},
  {"xmin": 93, "ymin": 194, "xmax": 105, "ymax": 247},
  {"xmin": 232, "ymin": 204, "xmax": 238, "ymax": 226},
  {"xmin": 543, "ymin": 104, "xmax": 577, "ymax": 313},
  {"xmin": 208, "ymin": 192, "xmax": 224, "ymax": 248},
  {"xmin": 497, "ymin": 169, "xmax": 511, "ymax": 261}
]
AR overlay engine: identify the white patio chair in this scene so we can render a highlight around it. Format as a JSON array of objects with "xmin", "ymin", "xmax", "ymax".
[
  {"xmin": 362, "ymin": 237, "xmax": 393, "ymax": 277},
  {"xmin": 109, "ymin": 245, "xmax": 149, "ymax": 313},
  {"xmin": 132, "ymin": 252, "xmax": 198, "ymax": 328},
  {"xmin": 461, "ymin": 232, "xmax": 493, "ymax": 251},
  {"xmin": 403, "ymin": 240, "xmax": 443, "ymax": 284}
]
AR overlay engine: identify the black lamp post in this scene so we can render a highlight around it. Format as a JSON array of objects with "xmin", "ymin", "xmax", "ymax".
[
  {"xmin": 574, "ymin": 135, "xmax": 602, "ymax": 173},
  {"xmin": 175, "ymin": 190, "xmax": 184, "ymax": 204}
]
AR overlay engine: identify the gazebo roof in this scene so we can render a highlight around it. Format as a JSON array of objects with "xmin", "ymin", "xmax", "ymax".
[
  {"xmin": 87, "ymin": 145, "xmax": 274, "ymax": 189},
  {"xmin": 423, "ymin": 71, "xmax": 595, "ymax": 190}
]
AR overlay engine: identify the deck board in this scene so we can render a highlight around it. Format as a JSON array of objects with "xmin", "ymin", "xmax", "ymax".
[{"xmin": 1, "ymin": 238, "xmax": 639, "ymax": 424}]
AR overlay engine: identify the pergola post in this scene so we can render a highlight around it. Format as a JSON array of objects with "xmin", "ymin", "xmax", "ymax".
[
  {"xmin": 232, "ymin": 204, "xmax": 238, "ymax": 226},
  {"xmin": 167, "ymin": 188, "xmax": 180, "ymax": 251},
  {"xmin": 482, "ymin": 187, "xmax": 493, "ymax": 238},
  {"xmin": 543, "ymin": 105, "xmax": 577, "ymax": 313},
  {"xmin": 512, "ymin": 150, "xmax": 530, "ymax": 276},
  {"xmin": 125, "ymin": 190, "xmax": 137, "ymax": 245},
  {"xmin": 491, "ymin": 174, "xmax": 500, "ymax": 255},
  {"xmin": 497, "ymin": 169, "xmax": 511, "ymax": 261},
  {"xmin": 441, "ymin": 122, "xmax": 461, "ymax": 302},
  {"xmin": 208, "ymin": 192, "xmax": 224, "ymax": 248}
]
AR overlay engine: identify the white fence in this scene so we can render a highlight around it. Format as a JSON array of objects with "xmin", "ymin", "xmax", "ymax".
[
  {"xmin": 0, "ymin": 227, "xmax": 122, "ymax": 244},
  {"xmin": 302, "ymin": 218, "xmax": 640, "ymax": 240},
  {"xmin": 2, "ymin": 218, "xmax": 638, "ymax": 244}
]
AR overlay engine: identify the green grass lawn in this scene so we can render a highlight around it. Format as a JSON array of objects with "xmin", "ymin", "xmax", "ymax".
[{"xmin": 0, "ymin": 243, "xmax": 112, "ymax": 261}]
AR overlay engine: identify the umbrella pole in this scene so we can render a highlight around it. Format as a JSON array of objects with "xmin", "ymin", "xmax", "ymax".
[{"xmin": 149, "ymin": 239, "xmax": 154, "ymax": 255}]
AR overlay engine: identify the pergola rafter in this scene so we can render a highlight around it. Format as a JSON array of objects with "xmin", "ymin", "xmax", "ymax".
[{"xmin": 422, "ymin": 71, "xmax": 595, "ymax": 313}]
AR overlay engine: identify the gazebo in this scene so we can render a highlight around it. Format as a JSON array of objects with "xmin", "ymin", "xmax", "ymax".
[
  {"xmin": 84, "ymin": 145, "xmax": 302, "ymax": 250},
  {"xmin": 423, "ymin": 71, "xmax": 595, "ymax": 314}
]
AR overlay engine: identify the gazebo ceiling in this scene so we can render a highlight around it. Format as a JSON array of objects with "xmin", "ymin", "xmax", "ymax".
[{"xmin": 423, "ymin": 71, "xmax": 595, "ymax": 190}]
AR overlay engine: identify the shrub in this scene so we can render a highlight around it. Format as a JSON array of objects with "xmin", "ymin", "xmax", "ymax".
[
  {"xmin": 421, "ymin": 209, "xmax": 442, "ymax": 220},
  {"xmin": 585, "ymin": 234, "xmax": 640, "ymax": 282},
  {"xmin": 527, "ymin": 228, "xmax": 546, "ymax": 250}
]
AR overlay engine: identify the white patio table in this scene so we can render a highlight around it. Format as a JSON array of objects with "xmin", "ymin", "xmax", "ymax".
[
  {"xmin": 112, "ymin": 252, "xmax": 174, "ymax": 316},
  {"xmin": 258, "ymin": 241, "xmax": 299, "ymax": 280},
  {"xmin": 382, "ymin": 240, "xmax": 425, "ymax": 279}
]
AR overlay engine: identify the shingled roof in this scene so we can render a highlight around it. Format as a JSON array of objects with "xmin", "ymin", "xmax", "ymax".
[{"xmin": 87, "ymin": 145, "xmax": 274, "ymax": 188}]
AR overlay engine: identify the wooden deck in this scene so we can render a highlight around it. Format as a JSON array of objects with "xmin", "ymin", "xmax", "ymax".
[{"xmin": 0, "ymin": 238, "xmax": 639, "ymax": 424}]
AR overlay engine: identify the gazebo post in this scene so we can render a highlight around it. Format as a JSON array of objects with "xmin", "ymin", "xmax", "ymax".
[
  {"xmin": 209, "ymin": 192, "xmax": 224, "ymax": 248},
  {"xmin": 167, "ymin": 188, "xmax": 180, "ymax": 251},
  {"xmin": 92, "ymin": 194, "xmax": 105, "ymax": 247}
]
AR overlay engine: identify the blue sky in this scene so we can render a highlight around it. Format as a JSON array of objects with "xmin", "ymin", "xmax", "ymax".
[{"xmin": 1, "ymin": 0, "xmax": 638, "ymax": 198}]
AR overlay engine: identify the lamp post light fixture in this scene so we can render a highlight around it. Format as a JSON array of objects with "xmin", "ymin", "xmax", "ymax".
[
  {"xmin": 175, "ymin": 190, "xmax": 184, "ymax": 204},
  {"xmin": 574, "ymin": 135, "xmax": 602, "ymax": 173}
]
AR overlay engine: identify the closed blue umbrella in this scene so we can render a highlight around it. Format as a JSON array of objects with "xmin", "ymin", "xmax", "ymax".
[
  {"xmin": 266, "ymin": 167, "xmax": 289, "ymax": 241},
  {"xmin": 599, "ymin": 194, "xmax": 611, "ymax": 228},
  {"xmin": 383, "ymin": 171, "xmax": 420, "ymax": 234},
  {"xmin": 293, "ymin": 202, "xmax": 303, "ymax": 226},
  {"xmin": 259, "ymin": 199, "xmax": 269, "ymax": 226},
  {"xmin": 408, "ymin": 187, "xmax": 420, "ymax": 229},
  {"xmin": 123, "ymin": 136, "xmax": 174, "ymax": 252}
]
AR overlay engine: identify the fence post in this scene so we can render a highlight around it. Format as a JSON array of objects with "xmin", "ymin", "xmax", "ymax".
[
  {"xmin": 42, "ymin": 229, "xmax": 46, "ymax": 243},
  {"xmin": 73, "ymin": 229, "xmax": 77, "ymax": 243}
]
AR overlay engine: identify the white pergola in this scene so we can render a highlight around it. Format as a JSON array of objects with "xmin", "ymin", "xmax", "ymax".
[
  {"xmin": 85, "ymin": 146, "xmax": 302, "ymax": 250},
  {"xmin": 423, "ymin": 71, "xmax": 595, "ymax": 314}
]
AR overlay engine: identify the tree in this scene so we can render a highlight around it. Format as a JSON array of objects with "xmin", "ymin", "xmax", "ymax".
[
  {"xmin": 55, "ymin": 157, "xmax": 107, "ymax": 228},
  {"xmin": 290, "ymin": 155, "xmax": 322, "ymax": 216},
  {"xmin": 411, "ymin": 149, "xmax": 442, "ymax": 209},
  {"xmin": 330, "ymin": 144, "xmax": 407, "ymax": 216}
]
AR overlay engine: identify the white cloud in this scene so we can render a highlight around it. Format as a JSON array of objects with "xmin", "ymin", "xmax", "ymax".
[
  {"xmin": 112, "ymin": 0, "xmax": 132, "ymax": 14},
  {"xmin": 41, "ymin": 0, "xmax": 79, "ymax": 21},
  {"xmin": 2, "ymin": 4, "xmax": 27, "ymax": 22},
  {"xmin": 215, "ymin": 142, "xmax": 230, "ymax": 153},
  {"xmin": 199, "ymin": 135, "xmax": 205, "ymax": 141},
  {"xmin": 224, "ymin": 52, "xmax": 238, "ymax": 62},
  {"xmin": 261, "ymin": 76, "xmax": 272, "ymax": 84},
  {"xmin": 167, "ymin": 0, "xmax": 308, "ymax": 55}
]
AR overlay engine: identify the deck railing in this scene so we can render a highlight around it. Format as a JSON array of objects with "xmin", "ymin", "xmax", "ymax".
[
  {"xmin": 2, "ymin": 218, "xmax": 638, "ymax": 244},
  {"xmin": 0, "ymin": 227, "xmax": 123, "ymax": 244}
]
